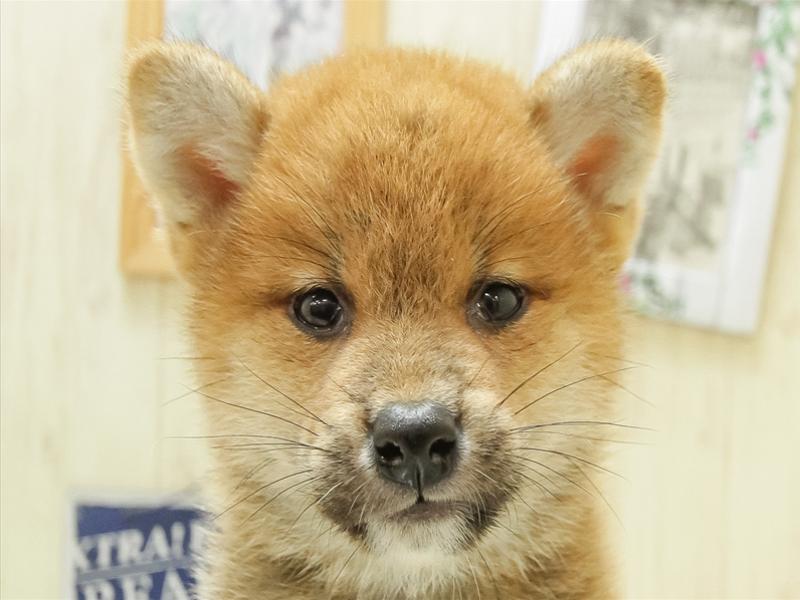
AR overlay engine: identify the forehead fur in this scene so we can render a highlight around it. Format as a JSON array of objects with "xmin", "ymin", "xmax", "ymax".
[{"xmin": 202, "ymin": 50, "xmax": 599, "ymax": 318}]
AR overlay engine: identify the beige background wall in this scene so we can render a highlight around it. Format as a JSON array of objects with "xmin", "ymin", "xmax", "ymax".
[{"xmin": 1, "ymin": 2, "xmax": 797, "ymax": 598}]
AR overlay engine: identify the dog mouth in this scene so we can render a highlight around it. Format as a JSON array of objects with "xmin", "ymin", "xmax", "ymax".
[
  {"xmin": 389, "ymin": 497, "xmax": 462, "ymax": 522},
  {"xmin": 333, "ymin": 488, "xmax": 507, "ymax": 548}
]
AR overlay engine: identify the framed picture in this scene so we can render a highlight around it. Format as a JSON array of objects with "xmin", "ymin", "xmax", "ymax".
[
  {"xmin": 534, "ymin": 0, "xmax": 799, "ymax": 334},
  {"xmin": 119, "ymin": 0, "xmax": 385, "ymax": 276}
]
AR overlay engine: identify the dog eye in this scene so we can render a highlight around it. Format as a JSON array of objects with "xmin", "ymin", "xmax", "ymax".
[
  {"xmin": 474, "ymin": 282, "xmax": 525, "ymax": 325},
  {"xmin": 292, "ymin": 288, "xmax": 344, "ymax": 335}
]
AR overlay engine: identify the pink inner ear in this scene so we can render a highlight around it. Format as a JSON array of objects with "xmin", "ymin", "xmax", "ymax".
[
  {"xmin": 567, "ymin": 133, "xmax": 619, "ymax": 206},
  {"xmin": 177, "ymin": 144, "xmax": 241, "ymax": 209}
]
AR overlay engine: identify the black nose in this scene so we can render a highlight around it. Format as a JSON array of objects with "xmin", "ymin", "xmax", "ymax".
[{"xmin": 371, "ymin": 401, "xmax": 459, "ymax": 491}]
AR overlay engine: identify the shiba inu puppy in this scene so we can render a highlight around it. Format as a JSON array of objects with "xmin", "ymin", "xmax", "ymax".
[{"xmin": 126, "ymin": 38, "xmax": 665, "ymax": 599}]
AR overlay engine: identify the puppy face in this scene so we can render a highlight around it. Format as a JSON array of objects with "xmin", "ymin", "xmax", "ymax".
[{"xmin": 127, "ymin": 41, "xmax": 664, "ymax": 578}]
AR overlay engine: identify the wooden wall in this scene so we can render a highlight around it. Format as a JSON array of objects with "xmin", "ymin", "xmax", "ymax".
[{"xmin": 1, "ymin": 2, "xmax": 797, "ymax": 598}]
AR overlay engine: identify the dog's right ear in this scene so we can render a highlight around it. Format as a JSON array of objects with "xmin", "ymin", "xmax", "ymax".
[
  {"xmin": 125, "ymin": 43, "xmax": 268, "ymax": 266},
  {"xmin": 529, "ymin": 39, "xmax": 666, "ymax": 266}
]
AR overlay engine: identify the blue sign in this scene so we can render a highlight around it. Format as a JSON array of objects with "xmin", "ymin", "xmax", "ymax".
[{"xmin": 73, "ymin": 501, "xmax": 206, "ymax": 600}]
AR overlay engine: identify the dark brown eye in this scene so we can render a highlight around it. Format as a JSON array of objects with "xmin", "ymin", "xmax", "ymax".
[
  {"xmin": 474, "ymin": 282, "xmax": 525, "ymax": 325},
  {"xmin": 292, "ymin": 288, "xmax": 344, "ymax": 335}
]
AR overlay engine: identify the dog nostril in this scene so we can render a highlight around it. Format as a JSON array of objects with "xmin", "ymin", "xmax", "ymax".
[
  {"xmin": 371, "ymin": 401, "xmax": 459, "ymax": 489},
  {"xmin": 376, "ymin": 441, "xmax": 404, "ymax": 465},
  {"xmin": 429, "ymin": 438, "xmax": 455, "ymax": 463}
]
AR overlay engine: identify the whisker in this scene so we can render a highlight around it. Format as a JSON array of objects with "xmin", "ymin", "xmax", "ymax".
[
  {"xmin": 328, "ymin": 545, "xmax": 360, "ymax": 598},
  {"xmin": 511, "ymin": 459, "xmax": 559, "ymax": 490},
  {"xmin": 598, "ymin": 373, "xmax": 654, "ymax": 407},
  {"xmin": 467, "ymin": 357, "xmax": 490, "ymax": 389},
  {"xmin": 472, "ymin": 467, "xmax": 499, "ymax": 487},
  {"xmin": 214, "ymin": 469, "xmax": 312, "ymax": 521},
  {"xmin": 309, "ymin": 519, "xmax": 340, "ymax": 546},
  {"xmin": 166, "ymin": 433, "xmax": 327, "ymax": 451},
  {"xmin": 589, "ymin": 352, "xmax": 653, "ymax": 368},
  {"xmin": 512, "ymin": 366, "xmax": 638, "ymax": 416},
  {"xmin": 475, "ymin": 547, "xmax": 501, "ymax": 600},
  {"xmin": 514, "ymin": 447, "xmax": 626, "ymax": 480},
  {"xmin": 357, "ymin": 491, "xmax": 371, "ymax": 526},
  {"xmin": 162, "ymin": 376, "xmax": 230, "ymax": 407},
  {"xmin": 572, "ymin": 462, "xmax": 623, "ymax": 528},
  {"xmin": 505, "ymin": 488, "xmax": 523, "ymax": 528},
  {"xmin": 458, "ymin": 483, "xmax": 485, "ymax": 529},
  {"xmin": 210, "ymin": 444, "xmax": 322, "ymax": 452},
  {"xmin": 495, "ymin": 341, "xmax": 582, "ymax": 410},
  {"xmin": 326, "ymin": 375, "xmax": 361, "ymax": 403},
  {"xmin": 244, "ymin": 476, "xmax": 321, "ymax": 523},
  {"xmin": 488, "ymin": 507, "xmax": 527, "ymax": 540},
  {"xmin": 344, "ymin": 479, "xmax": 371, "ymax": 521},
  {"xmin": 233, "ymin": 455, "xmax": 274, "ymax": 494},
  {"xmin": 464, "ymin": 555, "xmax": 483, "ymax": 600},
  {"xmin": 492, "ymin": 505, "xmax": 536, "ymax": 542},
  {"xmin": 514, "ymin": 455, "xmax": 591, "ymax": 499},
  {"xmin": 235, "ymin": 356, "xmax": 329, "ymax": 426},
  {"xmin": 512, "ymin": 429, "xmax": 649, "ymax": 445},
  {"xmin": 511, "ymin": 420, "xmax": 654, "ymax": 434},
  {"xmin": 190, "ymin": 388, "xmax": 319, "ymax": 437},
  {"xmin": 510, "ymin": 463, "xmax": 559, "ymax": 500},
  {"xmin": 503, "ymin": 469, "xmax": 543, "ymax": 515},
  {"xmin": 290, "ymin": 479, "xmax": 348, "ymax": 529},
  {"xmin": 470, "ymin": 470, "xmax": 497, "ymax": 518}
]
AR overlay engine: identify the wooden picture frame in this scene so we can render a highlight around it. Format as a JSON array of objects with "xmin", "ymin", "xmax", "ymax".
[{"xmin": 120, "ymin": 0, "xmax": 385, "ymax": 276}]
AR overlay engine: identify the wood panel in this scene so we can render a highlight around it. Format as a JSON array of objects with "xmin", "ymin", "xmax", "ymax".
[{"xmin": 1, "ymin": 2, "xmax": 170, "ymax": 596}]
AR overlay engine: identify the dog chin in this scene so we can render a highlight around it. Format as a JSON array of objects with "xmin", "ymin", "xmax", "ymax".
[{"xmin": 366, "ymin": 513, "xmax": 468, "ymax": 557}]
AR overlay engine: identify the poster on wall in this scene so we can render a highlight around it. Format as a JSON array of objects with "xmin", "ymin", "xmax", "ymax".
[
  {"xmin": 534, "ymin": 0, "xmax": 799, "ymax": 334},
  {"xmin": 70, "ymin": 497, "xmax": 205, "ymax": 600}
]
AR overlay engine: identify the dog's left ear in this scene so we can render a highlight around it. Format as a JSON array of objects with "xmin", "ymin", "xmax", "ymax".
[{"xmin": 530, "ymin": 39, "xmax": 666, "ymax": 264}]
